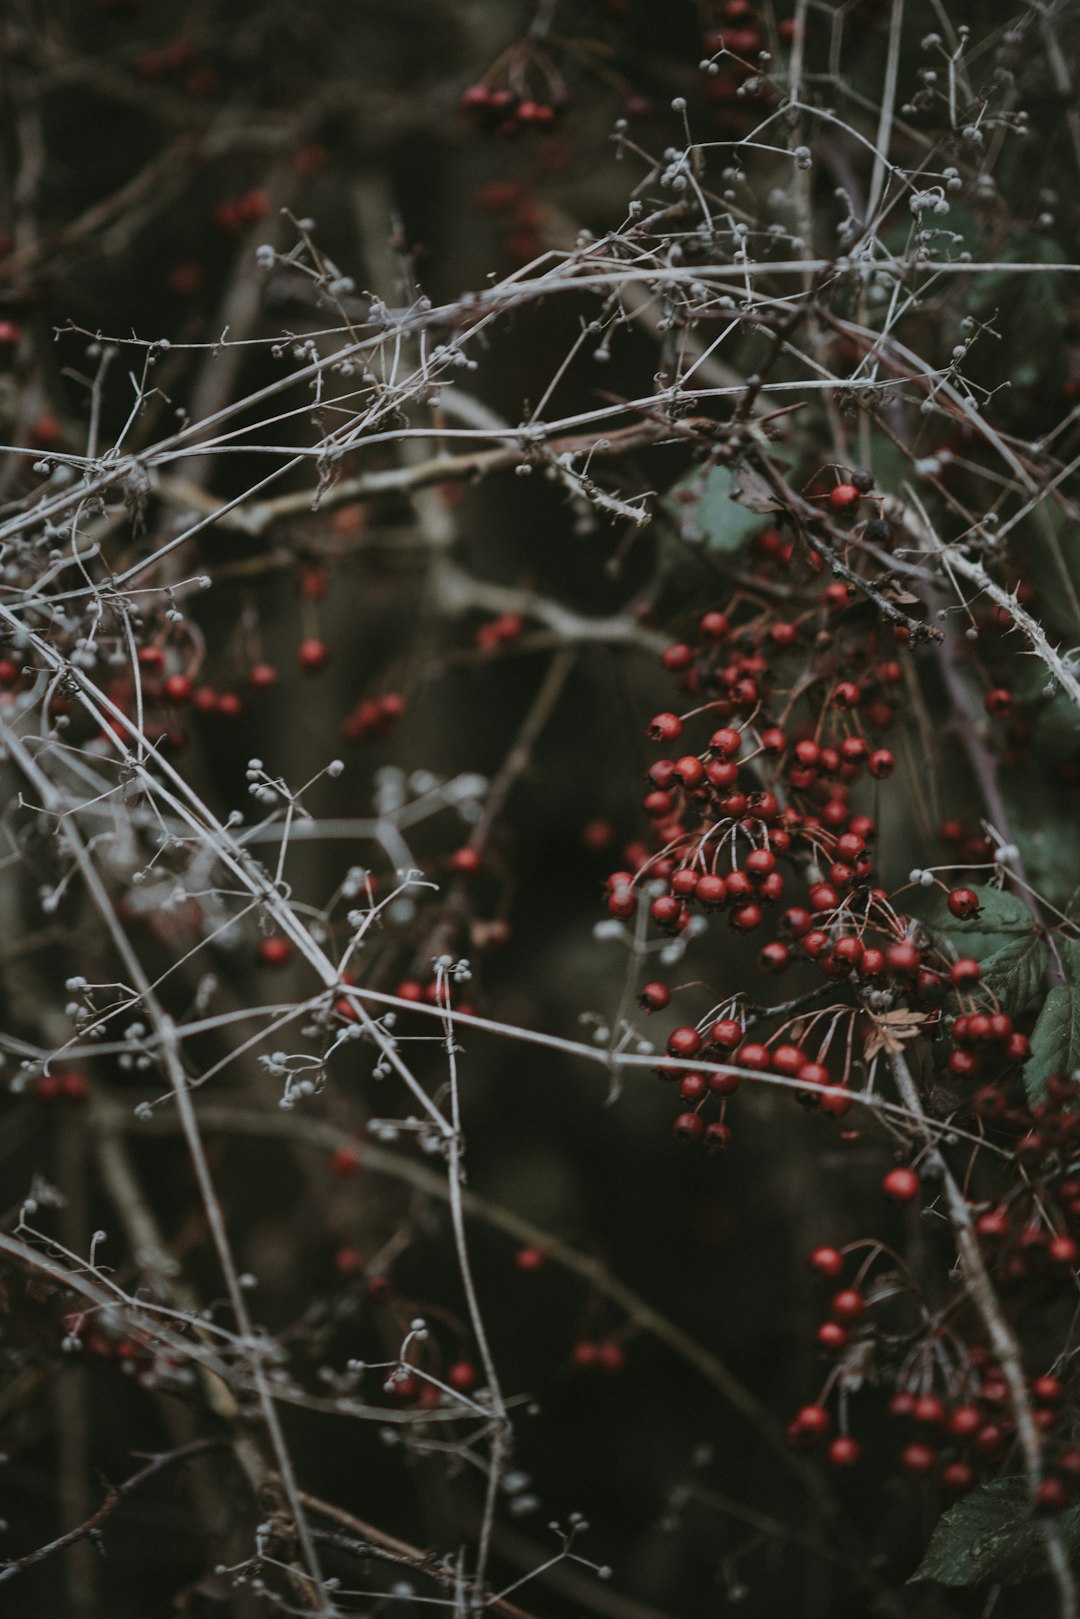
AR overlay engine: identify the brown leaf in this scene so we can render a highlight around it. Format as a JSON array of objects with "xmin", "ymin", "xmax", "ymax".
[
  {"xmin": 864, "ymin": 1009, "xmax": 929, "ymax": 1061},
  {"xmin": 730, "ymin": 463, "xmax": 783, "ymax": 514}
]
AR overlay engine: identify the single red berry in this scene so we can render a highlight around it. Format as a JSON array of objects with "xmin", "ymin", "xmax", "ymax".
[
  {"xmin": 950, "ymin": 957, "xmax": 981, "ymax": 988},
  {"xmin": 947, "ymin": 887, "xmax": 981, "ymax": 919},
  {"xmin": 1037, "ymin": 1478, "xmax": 1070, "ymax": 1514},
  {"xmin": 912, "ymin": 1395, "xmax": 946, "ymax": 1428},
  {"xmin": 448, "ymin": 1360, "xmax": 478, "ymax": 1393},
  {"xmin": 514, "ymin": 1245, "xmax": 546, "ymax": 1272},
  {"xmin": 696, "ymin": 874, "xmax": 728, "ymax": 907},
  {"xmin": 639, "ymin": 981, "xmax": 671, "ymax": 1012},
  {"xmin": 661, "ymin": 642, "xmax": 693, "ymax": 672},
  {"xmin": 886, "ymin": 941, "xmax": 920, "ymax": 975},
  {"xmin": 900, "ymin": 1442, "xmax": 938, "ymax": 1477},
  {"xmin": 330, "ymin": 1146, "xmax": 361, "ymax": 1178},
  {"xmin": 673, "ymin": 1112, "xmax": 705, "ymax": 1144},
  {"xmin": 451, "ymin": 847, "xmax": 482, "ymax": 875},
  {"xmin": 828, "ymin": 1435, "xmax": 861, "ymax": 1467},
  {"xmin": 882, "ymin": 1167, "xmax": 920, "ymax": 1203},
  {"xmin": 668, "ymin": 1026, "xmax": 702, "ymax": 1059},
  {"xmin": 942, "ymin": 1461, "xmax": 975, "ymax": 1494},
  {"xmin": 163, "ymin": 673, "xmax": 193, "ymax": 704},
  {"xmin": 297, "ymin": 638, "xmax": 328, "ymax": 671},
  {"xmin": 249, "ymin": 662, "xmax": 278, "ymax": 689},
  {"xmin": 809, "ymin": 1246, "xmax": 844, "ymax": 1279},
  {"xmin": 648, "ymin": 712, "xmax": 682, "ymax": 743},
  {"xmin": 830, "ymin": 1288, "xmax": 865, "ymax": 1323},
  {"xmin": 868, "ymin": 748, "xmax": 895, "ymax": 779},
  {"xmin": 817, "ymin": 1321, "xmax": 848, "ymax": 1351},
  {"xmin": 792, "ymin": 1404, "xmax": 831, "ymax": 1443},
  {"xmin": 829, "ymin": 482, "xmax": 861, "ymax": 513},
  {"xmin": 257, "ymin": 936, "xmax": 292, "ymax": 968},
  {"xmin": 710, "ymin": 1018, "xmax": 743, "ymax": 1050},
  {"xmin": 1049, "ymin": 1236, "xmax": 1079, "ymax": 1268},
  {"xmin": 984, "ymin": 687, "xmax": 1013, "ymax": 718}
]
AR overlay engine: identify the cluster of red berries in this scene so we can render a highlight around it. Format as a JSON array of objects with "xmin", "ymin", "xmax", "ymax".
[
  {"xmin": 342, "ymin": 691, "xmax": 406, "ymax": 743},
  {"xmin": 475, "ymin": 612, "xmax": 525, "ymax": 652},
  {"xmin": 793, "ymin": 1247, "xmax": 1079, "ymax": 1503},
  {"xmin": 36, "ymin": 1070, "xmax": 90, "ymax": 1103},
  {"xmin": 213, "ymin": 189, "xmax": 270, "ymax": 233},
  {"xmin": 461, "ymin": 81, "xmax": 568, "ymax": 136}
]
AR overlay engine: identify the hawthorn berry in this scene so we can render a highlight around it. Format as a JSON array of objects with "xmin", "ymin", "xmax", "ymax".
[
  {"xmin": 882, "ymin": 1167, "xmax": 920, "ymax": 1203},
  {"xmin": 673, "ymin": 1112, "xmax": 705, "ymax": 1144},
  {"xmin": 830, "ymin": 1288, "xmax": 865, "ymax": 1323},
  {"xmin": 829, "ymin": 482, "xmax": 861, "ymax": 512},
  {"xmin": 257, "ymin": 936, "xmax": 292, "ymax": 968},
  {"xmin": 297, "ymin": 638, "xmax": 329, "ymax": 671}
]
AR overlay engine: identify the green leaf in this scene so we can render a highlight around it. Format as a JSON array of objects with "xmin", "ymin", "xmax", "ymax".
[
  {"xmin": 1024, "ymin": 980, "xmax": 1080, "ymax": 1105},
  {"xmin": 978, "ymin": 933, "xmax": 1048, "ymax": 1016},
  {"xmin": 1004, "ymin": 787, "xmax": 1080, "ymax": 914},
  {"xmin": 663, "ymin": 463, "xmax": 770, "ymax": 555},
  {"xmin": 1022, "ymin": 940, "xmax": 1080, "ymax": 1108},
  {"xmin": 911, "ymin": 1477, "xmax": 1080, "ymax": 1587}
]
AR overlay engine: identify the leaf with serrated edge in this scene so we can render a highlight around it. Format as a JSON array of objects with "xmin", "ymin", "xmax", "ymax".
[{"xmin": 911, "ymin": 1477, "xmax": 1080, "ymax": 1587}]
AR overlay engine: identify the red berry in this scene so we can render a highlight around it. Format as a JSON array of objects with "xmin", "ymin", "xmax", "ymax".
[
  {"xmin": 163, "ymin": 673, "xmax": 193, "ymax": 703},
  {"xmin": 887, "ymin": 941, "xmax": 920, "ymax": 975},
  {"xmin": 984, "ymin": 687, "xmax": 1013, "ymax": 718},
  {"xmin": 648, "ymin": 712, "xmax": 682, "ymax": 742},
  {"xmin": 830, "ymin": 1288, "xmax": 864, "ymax": 1323},
  {"xmin": 448, "ymin": 1360, "xmax": 478, "ymax": 1393},
  {"xmin": 257, "ymin": 936, "xmax": 292, "ymax": 968},
  {"xmin": 912, "ymin": 1396, "xmax": 946, "ymax": 1428},
  {"xmin": 668, "ymin": 1026, "xmax": 702, "ymax": 1059},
  {"xmin": 710, "ymin": 1018, "xmax": 743, "ymax": 1050},
  {"xmin": 330, "ymin": 1146, "xmax": 361, "ymax": 1178},
  {"xmin": 947, "ymin": 888, "xmax": 981, "ymax": 919},
  {"xmin": 942, "ymin": 1461, "xmax": 975, "ymax": 1494},
  {"xmin": 1037, "ymin": 1478, "xmax": 1070, "ymax": 1514},
  {"xmin": 828, "ymin": 1435, "xmax": 861, "ymax": 1466},
  {"xmin": 882, "ymin": 1167, "xmax": 920, "ymax": 1203},
  {"xmin": 899, "ymin": 1442, "xmax": 937, "ymax": 1477},
  {"xmin": 829, "ymin": 483, "xmax": 861, "ymax": 512},
  {"xmin": 809, "ymin": 1246, "xmax": 844, "ymax": 1279},
  {"xmin": 661, "ymin": 642, "xmax": 693, "ymax": 672},
  {"xmin": 514, "ymin": 1245, "xmax": 546, "ymax": 1272},
  {"xmin": 696, "ymin": 874, "xmax": 728, "ymax": 907},
  {"xmin": 673, "ymin": 1112, "xmax": 705, "ymax": 1144},
  {"xmin": 868, "ymin": 748, "xmax": 895, "ymax": 779},
  {"xmin": 639, "ymin": 981, "xmax": 671, "ymax": 1012},
  {"xmin": 297, "ymin": 638, "xmax": 328, "ymax": 671},
  {"xmin": 793, "ymin": 1403, "xmax": 831, "ymax": 1442}
]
